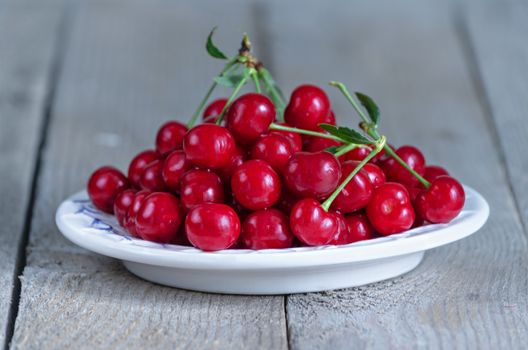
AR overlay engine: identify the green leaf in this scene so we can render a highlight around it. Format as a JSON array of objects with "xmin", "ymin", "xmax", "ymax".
[
  {"xmin": 206, "ymin": 27, "xmax": 228, "ymax": 59},
  {"xmin": 355, "ymin": 92, "xmax": 380, "ymax": 125},
  {"xmin": 318, "ymin": 124, "xmax": 372, "ymax": 144},
  {"xmin": 214, "ymin": 73, "xmax": 244, "ymax": 88},
  {"xmin": 324, "ymin": 146, "xmax": 341, "ymax": 154}
]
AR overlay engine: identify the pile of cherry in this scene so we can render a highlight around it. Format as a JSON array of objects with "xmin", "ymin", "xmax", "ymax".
[{"xmin": 87, "ymin": 85, "xmax": 465, "ymax": 251}]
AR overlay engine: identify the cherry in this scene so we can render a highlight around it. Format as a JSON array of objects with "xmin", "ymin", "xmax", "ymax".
[
  {"xmin": 290, "ymin": 198, "xmax": 338, "ymax": 246},
  {"xmin": 139, "ymin": 159, "xmax": 167, "ymax": 192},
  {"xmin": 87, "ymin": 166, "xmax": 129, "ymax": 214},
  {"xmin": 285, "ymin": 85, "xmax": 330, "ymax": 131},
  {"xmin": 180, "ymin": 169, "xmax": 224, "ymax": 211},
  {"xmin": 270, "ymin": 122, "xmax": 303, "ymax": 153},
  {"xmin": 415, "ymin": 176, "xmax": 465, "ymax": 224},
  {"xmin": 113, "ymin": 189, "xmax": 137, "ymax": 226},
  {"xmin": 183, "ymin": 124, "xmax": 236, "ymax": 169},
  {"xmin": 283, "ymin": 151, "xmax": 341, "ymax": 200},
  {"xmin": 366, "ymin": 182, "xmax": 415, "ymax": 236},
  {"xmin": 327, "ymin": 212, "xmax": 351, "ymax": 245},
  {"xmin": 185, "ymin": 203, "xmax": 240, "ymax": 251},
  {"xmin": 344, "ymin": 212, "xmax": 375, "ymax": 243},
  {"xmin": 241, "ymin": 208, "xmax": 294, "ymax": 249},
  {"xmin": 407, "ymin": 186, "xmax": 426, "ymax": 228},
  {"xmin": 250, "ymin": 133, "xmax": 293, "ymax": 173},
  {"xmin": 303, "ymin": 134, "xmax": 341, "ymax": 153},
  {"xmin": 323, "ymin": 109, "xmax": 336, "ymax": 125},
  {"xmin": 345, "ymin": 160, "xmax": 386, "ymax": 189},
  {"xmin": 380, "ymin": 145, "xmax": 426, "ymax": 187},
  {"xmin": 216, "ymin": 146, "xmax": 246, "ymax": 183},
  {"xmin": 330, "ymin": 161, "xmax": 373, "ymax": 213},
  {"xmin": 155, "ymin": 121, "xmax": 188, "ymax": 156},
  {"xmin": 275, "ymin": 190, "xmax": 300, "ymax": 214},
  {"xmin": 202, "ymin": 98, "xmax": 228, "ymax": 123},
  {"xmin": 135, "ymin": 192, "xmax": 183, "ymax": 243},
  {"xmin": 231, "ymin": 159, "xmax": 281, "ymax": 210},
  {"xmin": 424, "ymin": 165, "xmax": 449, "ymax": 183},
  {"xmin": 128, "ymin": 149, "xmax": 159, "ymax": 188},
  {"xmin": 343, "ymin": 146, "xmax": 384, "ymax": 163},
  {"xmin": 162, "ymin": 150, "xmax": 192, "ymax": 192},
  {"xmin": 226, "ymin": 93, "xmax": 276, "ymax": 144},
  {"xmin": 123, "ymin": 190, "xmax": 150, "ymax": 236}
]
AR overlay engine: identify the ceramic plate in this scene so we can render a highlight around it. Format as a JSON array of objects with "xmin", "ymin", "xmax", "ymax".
[{"xmin": 56, "ymin": 186, "xmax": 489, "ymax": 295}]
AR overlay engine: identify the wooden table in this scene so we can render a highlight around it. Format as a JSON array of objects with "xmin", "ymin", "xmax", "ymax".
[{"xmin": 1, "ymin": 0, "xmax": 527, "ymax": 348}]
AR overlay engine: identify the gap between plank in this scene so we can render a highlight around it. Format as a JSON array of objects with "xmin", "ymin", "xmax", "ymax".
[
  {"xmin": 452, "ymin": 4, "xmax": 528, "ymax": 239},
  {"xmin": 3, "ymin": 2, "xmax": 76, "ymax": 349}
]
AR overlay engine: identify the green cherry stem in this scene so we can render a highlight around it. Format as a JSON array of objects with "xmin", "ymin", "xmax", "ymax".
[
  {"xmin": 259, "ymin": 67, "xmax": 286, "ymax": 121},
  {"xmin": 251, "ymin": 71, "xmax": 262, "ymax": 93},
  {"xmin": 187, "ymin": 57, "xmax": 238, "ymax": 128},
  {"xmin": 215, "ymin": 68, "xmax": 252, "ymax": 125},
  {"xmin": 321, "ymin": 136, "xmax": 387, "ymax": 211},
  {"xmin": 333, "ymin": 143, "xmax": 362, "ymax": 158},
  {"xmin": 330, "ymin": 81, "xmax": 431, "ymax": 189},
  {"xmin": 269, "ymin": 123, "xmax": 345, "ymax": 143}
]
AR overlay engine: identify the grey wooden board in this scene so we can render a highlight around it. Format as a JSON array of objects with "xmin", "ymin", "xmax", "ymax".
[
  {"xmin": 464, "ymin": 0, "xmax": 528, "ymax": 231},
  {"xmin": 10, "ymin": 1, "xmax": 287, "ymax": 349},
  {"xmin": 0, "ymin": 0, "xmax": 64, "ymax": 346},
  {"xmin": 264, "ymin": 0, "xmax": 528, "ymax": 348}
]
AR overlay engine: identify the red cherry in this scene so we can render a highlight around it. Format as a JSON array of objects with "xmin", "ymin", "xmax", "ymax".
[
  {"xmin": 276, "ymin": 190, "xmax": 300, "ymax": 214},
  {"xmin": 128, "ymin": 150, "xmax": 158, "ymax": 188},
  {"xmin": 123, "ymin": 190, "xmax": 150, "ymax": 236},
  {"xmin": 135, "ymin": 192, "xmax": 183, "ymax": 243},
  {"xmin": 231, "ymin": 160, "xmax": 281, "ymax": 210},
  {"xmin": 290, "ymin": 198, "xmax": 338, "ymax": 246},
  {"xmin": 344, "ymin": 212, "xmax": 375, "ymax": 242},
  {"xmin": 331, "ymin": 161, "xmax": 373, "ymax": 213},
  {"xmin": 202, "ymin": 98, "xmax": 228, "ymax": 123},
  {"xmin": 270, "ymin": 122, "xmax": 303, "ymax": 153},
  {"xmin": 345, "ymin": 160, "xmax": 386, "ymax": 189},
  {"xmin": 139, "ymin": 159, "xmax": 167, "ymax": 192},
  {"xmin": 323, "ymin": 109, "xmax": 336, "ymax": 125},
  {"xmin": 183, "ymin": 124, "xmax": 236, "ymax": 169},
  {"xmin": 226, "ymin": 93, "xmax": 276, "ymax": 144},
  {"xmin": 162, "ymin": 150, "xmax": 192, "ymax": 192},
  {"xmin": 241, "ymin": 209, "xmax": 294, "ymax": 249},
  {"xmin": 424, "ymin": 165, "xmax": 449, "ymax": 183},
  {"xmin": 216, "ymin": 146, "xmax": 246, "ymax": 183},
  {"xmin": 380, "ymin": 145, "xmax": 426, "ymax": 187},
  {"xmin": 155, "ymin": 121, "xmax": 188, "ymax": 156},
  {"xmin": 327, "ymin": 212, "xmax": 351, "ymax": 245},
  {"xmin": 407, "ymin": 186, "xmax": 426, "ymax": 228},
  {"xmin": 303, "ymin": 134, "xmax": 341, "ymax": 153},
  {"xmin": 250, "ymin": 133, "xmax": 293, "ymax": 173},
  {"xmin": 415, "ymin": 176, "xmax": 465, "ymax": 223},
  {"xmin": 113, "ymin": 189, "xmax": 137, "ymax": 226},
  {"xmin": 366, "ymin": 182, "xmax": 415, "ymax": 235},
  {"xmin": 283, "ymin": 151, "xmax": 341, "ymax": 200},
  {"xmin": 343, "ymin": 146, "xmax": 384, "ymax": 163},
  {"xmin": 87, "ymin": 166, "xmax": 129, "ymax": 214},
  {"xmin": 185, "ymin": 203, "xmax": 241, "ymax": 251},
  {"xmin": 180, "ymin": 169, "xmax": 224, "ymax": 211},
  {"xmin": 285, "ymin": 85, "xmax": 330, "ymax": 131}
]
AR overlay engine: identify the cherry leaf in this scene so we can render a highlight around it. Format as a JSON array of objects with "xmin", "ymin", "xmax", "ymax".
[
  {"xmin": 206, "ymin": 27, "xmax": 228, "ymax": 60},
  {"xmin": 355, "ymin": 92, "xmax": 380, "ymax": 125}
]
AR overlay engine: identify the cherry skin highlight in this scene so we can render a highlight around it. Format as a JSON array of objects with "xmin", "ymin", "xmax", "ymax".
[
  {"xmin": 290, "ymin": 198, "xmax": 338, "ymax": 246},
  {"xmin": 155, "ymin": 121, "xmax": 188, "ymax": 156},
  {"xmin": 285, "ymin": 85, "xmax": 331, "ymax": 131},
  {"xmin": 113, "ymin": 189, "xmax": 137, "ymax": 226},
  {"xmin": 241, "ymin": 208, "xmax": 294, "ymax": 249},
  {"xmin": 231, "ymin": 159, "xmax": 281, "ymax": 210},
  {"xmin": 283, "ymin": 151, "xmax": 341, "ymax": 200},
  {"xmin": 179, "ymin": 169, "xmax": 224, "ymax": 211},
  {"xmin": 135, "ymin": 192, "xmax": 183, "ymax": 243},
  {"xmin": 128, "ymin": 149, "xmax": 158, "ymax": 188},
  {"xmin": 183, "ymin": 124, "xmax": 236, "ymax": 169},
  {"xmin": 226, "ymin": 93, "xmax": 276, "ymax": 145},
  {"xmin": 202, "ymin": 98, "xmax": 228, "ymax": 123},
  {"xmin": 87, "ymin": 166, "xmax": 129, "ymax": 214},
  {"xmin": 162, "ymin": 150, "xmax": 192, "ymax": 193},
  {"xmin": 415, "ymin": 176, "xmax": 465, "ymax": 223},
  {"xmin": 185, "ymin": 203, "xmax": 241, "ymax": 251}
]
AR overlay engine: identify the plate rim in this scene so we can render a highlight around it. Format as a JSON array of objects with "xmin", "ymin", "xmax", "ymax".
[{"xmin": 56, "ymin": 186, "xmax": 489, "ymax": 270}]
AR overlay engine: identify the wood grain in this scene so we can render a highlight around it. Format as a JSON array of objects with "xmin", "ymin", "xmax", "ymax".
[
  {"xmin": 0, "ymin": 0, "xmax": 64, "ymax": 346},
  {"xmin": 10, "ymin": 1, "xmax": 287, "ymax": 349},
  {"xmin": 464, "ymin": 0, "xmax": 528, "ymax": 232},
  {"xmin": 264, "ymin": 0, "xmax": 528, "ymax": 348}
]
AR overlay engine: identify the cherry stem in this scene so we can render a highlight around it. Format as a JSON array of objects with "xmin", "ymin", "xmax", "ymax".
[
  {"xmin": 251, "ymin": 71, "xmax": 261, "ymax": 93},
  {"xmin": 259, "ymin": 67, "xmax": 286, "ymax": 120},
  {"xmin": 333, "ymin": 143, "xmax": 365, "ymax": 158},
  {"xmin": 269, "ymin": 123, "xmax": 345, "ymax": 143},
  {"xmin": 187, "ymin": 57, "xmax": 238, "ymax": 128},
  {"xmin": 322, "ymin": 136, "xmax": 387, "ymax": 211},
  {"xmin": 215, "ymin": 68, "xmax": 252, "ymax": 125},
  {"xmin": 330, "ymin": 81, "xmax": 431, "ymax": 189}
]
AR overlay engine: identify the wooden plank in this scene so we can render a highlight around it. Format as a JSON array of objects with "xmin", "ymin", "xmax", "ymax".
[
  {"xmin": 264, "ymin": 0, "xmax": 528, "ymax": 348},
  {"xmin": 464, "ymin": 0, "xmax": 528, "ymax": 231},
  {"xmin": 11, "ymin": 0, "xmax": 287, "ymax": 349},
  {"xmin": 0, "ymin": 0, "xmax": 64, "ymax": 346}
]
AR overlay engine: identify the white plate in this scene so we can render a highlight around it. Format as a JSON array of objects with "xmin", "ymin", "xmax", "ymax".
[{"xmin": 56, "ymin": 186, "xmax": 489, "ymax": 295}]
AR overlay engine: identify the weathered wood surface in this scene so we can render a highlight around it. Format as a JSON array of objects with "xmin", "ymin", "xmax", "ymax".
[
  {"xmin": 266, "ymin": 0, "xmax": 528, "ymax": 348},
  {"xmin": 464, "ymin": 0, "xmax": 528, "ymax": 231},
  {"xmin": 0, "ymin": 0, "xmax": 64, "ymax": 346},
  {"xmin": 10, "ymin": 1, "xmax": 287, "ymax": 349}
]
